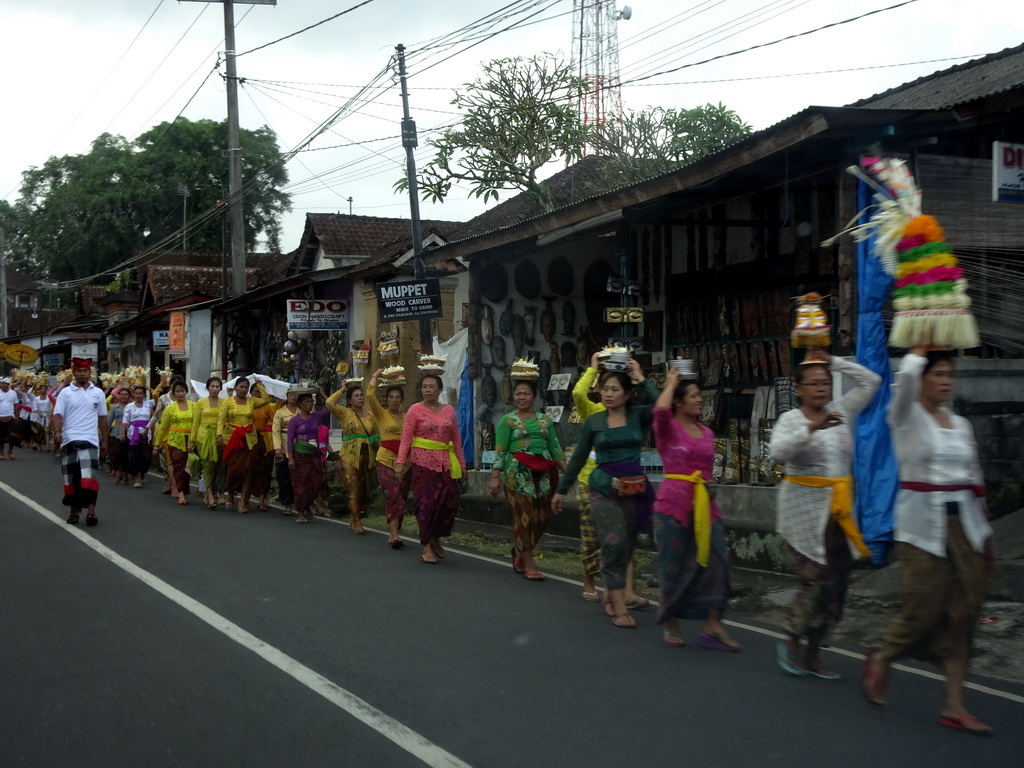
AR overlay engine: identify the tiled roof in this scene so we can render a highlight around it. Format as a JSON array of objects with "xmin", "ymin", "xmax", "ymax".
[
  {"xmin": 306, "ymin": 214, "xmax": 463, "ymax": 257},
  {"xmin": 4, "ymin": 267, "xmax": 38, "ymax": 293},
  {"xmin": 446, "ymin": 155, "xmax": 618, "ymax": 241},
  {"xmin": 146, "ymin": 265, "xmax": 257, "ymax": 304},
  {"xmin": 850, "ymin": 43, "xmax": 1024, "ymax": 109},
  {"xmin": 4, "ymin": 307, "xmax": 77, "ymax": 337},
  {"xmin": 79, "ymin": 286, "xmax": 107, "ymax": 316}
]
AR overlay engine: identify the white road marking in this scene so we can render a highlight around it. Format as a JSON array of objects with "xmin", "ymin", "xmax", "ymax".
[{"xmin": 1, "ymin": 481, "xmax": 473, "ymax": 768}]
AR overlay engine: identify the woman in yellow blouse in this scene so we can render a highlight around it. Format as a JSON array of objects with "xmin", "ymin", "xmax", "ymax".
[
  {"xmin": 155, "ymin": 380, "xmax": 196, "ymax": 505},
  {"xmin": 272, "ymin": 390, "xmax": 300, "ymax": 516},
  {"xmin": 326, "ymin": 381, "xmax": 379, "ymax": 534},
  {"xmin": 217, "ymin": 376, "xmax": 268, "ymax": 513},
  {"xmin": 251, "ymin": 398, "xmax": 280, "ymax": 511},
  {"xmin": 368, "ymin": 369, "xmax": 408, "ymax": 547},
  {"xmin": 191, "ymin": 377, "xmax": 226, "ymax": 509}
]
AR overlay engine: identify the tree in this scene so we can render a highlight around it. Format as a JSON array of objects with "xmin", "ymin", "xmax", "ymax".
[
  {"xmin": 11, "ymin": 118, "xmax": 291, "ymax": 282},
  {"xmin": 397, "ymin": 54, "xmax": 592, "ymax": 212},
  {"xmin": 589, "ymin": 103, "xmax": 753, "ymax": 187}
]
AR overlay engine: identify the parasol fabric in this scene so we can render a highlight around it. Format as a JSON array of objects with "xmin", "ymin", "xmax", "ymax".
[
  {"xmin": 853, "ymin": 179, "xmax": 898, "ymax": 566},
  {"xmin": 4, "ymin": 344, "xmax": 39, "ymax": 366}
]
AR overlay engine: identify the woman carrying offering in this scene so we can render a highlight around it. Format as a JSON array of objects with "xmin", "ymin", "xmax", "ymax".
[
  {"xmin": 191, "ymin": 377, "xmax": 226, "ymax": 509},
  {"xmin": 771, "ymin": 349, "xmax": 880, "ymax": 679},
  {"xmin": 107, "ymin": 387, "xmax": 130, "ymax": 484},
  {"xmin": 653, "ymin": 366, "xmax": 739, "ymax": 650},
  {"xmin": 123, "ymin": 385, "xmax": 155, "ymax": 488},
  {"xmin": 488, "ymin": 375, "xmax": 566, "ymax": 581},
  {"xmin": 286, "ymin": 392, "xmax": 331, "ymax": 523},
  {"xmin": 272, "ymin": 390, "xmax": 300, "ymax": 516},
  {"xmin": 552, "ymin": 359, "xmax": 659, "ymax": 628},
  {"xmin": 862, "ymin": 348, "xmax": 995, "ymax": 734},
  {"xmin": 326, "ymin": 382, "xmax": 379, "ymax": 534},
  {"xmin": 155, "ymin": 380, "xmax": 196, "ymax": 505},
  {"xmin": 395, "ymin": 374, "xmax": 466, "ymax": 564},
  {"xmin": 251, "ymin": 397, "xmax": 279, "ymax": 511},
  {"xmin": 367, "ymin": 369, "xmax": 409, "ymax": 548},
  {"xmin": 217, "ymin": 376, "xmax": 268, "ymax": 513}
]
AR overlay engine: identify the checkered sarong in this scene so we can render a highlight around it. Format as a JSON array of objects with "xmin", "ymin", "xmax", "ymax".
[{"xmin": 62, "ymin": 441, "xmax": 100, "ymax": 509}]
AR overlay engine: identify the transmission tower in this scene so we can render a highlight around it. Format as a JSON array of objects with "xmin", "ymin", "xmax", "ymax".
[{"xmin": 572, "ymin": 1, "xmax": 631, "ymax": 135}]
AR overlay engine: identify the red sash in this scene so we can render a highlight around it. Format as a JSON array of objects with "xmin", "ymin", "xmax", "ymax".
[
  {"xmin": 900, "ymin": 481, "xmax": 985, "ymax": 497},
  {"xmin": 224, "ymin": 424, "xmax": 253, "ymax": 460},
  {"xmin": 513, "ymin": 451, "xmax": 559, "ymax": 488},
  {"xmin": 379, "ymin": 439, "xmax": 401, "ymax": 455}
]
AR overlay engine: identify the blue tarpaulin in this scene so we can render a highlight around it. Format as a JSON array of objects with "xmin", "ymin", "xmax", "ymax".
[
  {"xmin": 853, "ymin": 179, "xmax": 898, "ymax": 566},
  {"xmin": 457, "ymin": 357, "xmax": 475, "ymax": 469}
]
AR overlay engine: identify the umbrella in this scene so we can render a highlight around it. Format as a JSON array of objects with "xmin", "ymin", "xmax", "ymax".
[{"xmin": 4, "ymin": 344, "xmax": 39, "ymax": 366}]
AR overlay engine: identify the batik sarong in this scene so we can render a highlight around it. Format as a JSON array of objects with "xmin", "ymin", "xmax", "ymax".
[
  {"xmin": 166, "ymin": 445, "xmax": 190, "ymax": 496},
  {"xmin": 410, "ymin": 463, "xmax": 459, "ymax": 546},
  {"xmin": 783, "ymin": 519, "xmax": 853, "ymax": 644},
  {"xmin": 881, "ymin": 514, "xmax": 987, "ymax": 664},
  {"xmin": 655, "ymin": 514, "xmax": 730, "ymax": 622},
  {"xmin": 377, "ymin": 462, "xmax": 409, "ymax": 523},
  {"xmin": 291, "ymin": 452, "xmax": 323, "ymax": 515},
  {"xmin": 343, "ymin": 445, "xmax": 375, "ymax": 515}
]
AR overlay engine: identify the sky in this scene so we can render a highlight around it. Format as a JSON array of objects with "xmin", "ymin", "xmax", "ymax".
[{"xmin": 2, "ymin": 0, "xmax": 1023, "ymax": 263}]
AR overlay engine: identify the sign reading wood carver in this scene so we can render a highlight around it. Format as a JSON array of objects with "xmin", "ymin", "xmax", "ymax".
[{"xmin": 377, "ymin": 279, "xmax": 443, "ymax": 323}]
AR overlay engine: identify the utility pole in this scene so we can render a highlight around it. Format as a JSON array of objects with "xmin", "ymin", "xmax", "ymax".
[
  {"xmin": 223, "ymin": 0, "xmax": 246, "ymax": 299},
  {"xmin": 179, "ymin": 0, "xmax": 277, "ymax": 299},
  {"xmin": 395, "ymin": 44, "xmax": 431, "ymax": 354},
  {"xmin": 0, "ymin": 223, "xmax": 7, "ymax": 339}
]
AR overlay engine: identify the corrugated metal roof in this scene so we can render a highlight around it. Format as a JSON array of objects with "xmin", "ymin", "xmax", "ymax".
[{"xmin": 850, "ymin": 43, "xmax": 1024, "ymax": 109}]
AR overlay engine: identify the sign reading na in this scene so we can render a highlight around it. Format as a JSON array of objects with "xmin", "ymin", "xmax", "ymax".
[
  {"xmin": 993, "ymin": 140, "xmax": 1024, "ymax": 203},
  {"xmin": 286, "ymin": 299, "xmax": 349, "ymax": 331},
  {"xmin": 377, "ymin": 278, "xmax": 443, "ymax": 323}
]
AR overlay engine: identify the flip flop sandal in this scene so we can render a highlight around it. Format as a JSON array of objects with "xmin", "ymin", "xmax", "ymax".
[
  {"xmin": 581, "ymin": 591, "xmax": 600, "ymax": 602},
  {"xmin": 662, "ymin": 630, "xmax": 686, "ymax": 647},
  {"xmin": 420, "ymin": 554, "xmax": 438, "ymax": 564},
  {"xmin": 626, "ymin": 597, "xmax": 651, "ymax": 610},
  {"xmin": 510, "ymin": 547, "xmax": 525, "ymax": 574},
  {"xmin": 611, "ymin": 614, "xmax": 636, "ymax": 629},
  {"xmin": 523, "ymin": 572, "xmax": 545, "ymax": 581},
  {"xmin": 66, "ymin": 513, "xmax": 80, "ymax": 525},
  {"xmin": 698, "ymin": 633, "xmax": 741, "ymax": 653},
  {"xmin": 807, "ymin": 667, "xmax": 841, "ymax": 680},
  {"xmin": 777, "ymin": 642, "xmax": 808, "ymax": 677},
  {"xmin": 861, "ymin": 650, "xmax": 887, "ymax": 705},
  {"xmin": 939, "ymin": 715, "xmax": 992, "ymax": 735},
  {"xmin": 85, "ymin": 515, "xmax": 98, "ymax": 527}
]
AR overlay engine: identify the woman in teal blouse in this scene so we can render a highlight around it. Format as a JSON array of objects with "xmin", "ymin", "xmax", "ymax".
[
  {"xmin": 488, "ymin": 379, "xmax": 567, "ymax": 581},
  {"xmin": 553, "ymin": 362, "xmax": 659, "ymax": 628}
]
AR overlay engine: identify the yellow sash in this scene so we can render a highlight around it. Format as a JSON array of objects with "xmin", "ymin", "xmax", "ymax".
[
  {"xmin": 784, "ymin": 475, "xmax": 871, "ymax": 558},
  {"xmin": 665, "ymin": 471, "xmax": 711, "ymax": 567},
  {"xmin": 412, "ymin": 437, "xmax": 463, "ymax": 479}
]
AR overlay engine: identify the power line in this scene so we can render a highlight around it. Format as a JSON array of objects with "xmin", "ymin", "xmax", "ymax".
[
  {"xmin": 618, "ymin": 0, "xmax": 923, "ymax": 87},
  {"xmin": 236, "ymin": 0, "xmax": 379, "ymax": 58},
  {"xmin": 625, "ymin": 55, "xmax": 989, "ymax": 87}
]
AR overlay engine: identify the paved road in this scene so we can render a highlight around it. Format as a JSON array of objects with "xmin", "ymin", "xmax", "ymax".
[{"xmin": 2, "ymin": 449, "xmax": 1022, "ymax": 767}]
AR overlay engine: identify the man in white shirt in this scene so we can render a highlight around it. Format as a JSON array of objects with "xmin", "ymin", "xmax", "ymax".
[
  {"xmin": 0, "ymin": 377, "xmax": 20, "ymax": 460},
  {"xmin": 52, "ymin": 359, "xmax": 109, "ymax": 526}
]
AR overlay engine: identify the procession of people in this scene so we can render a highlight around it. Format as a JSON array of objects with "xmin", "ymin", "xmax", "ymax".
[{"xmin": 3, "ymin": 328, "xmax": 998, "ymax": 738}]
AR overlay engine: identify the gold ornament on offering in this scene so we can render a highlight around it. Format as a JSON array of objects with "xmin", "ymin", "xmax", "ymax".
[
  {"xmin": 790, "ymin": 293, "xmax": 832, "ymax": 349},
  {"xmin": 510, "ymin": 358, "xmax": 540, "ymax": 380}
]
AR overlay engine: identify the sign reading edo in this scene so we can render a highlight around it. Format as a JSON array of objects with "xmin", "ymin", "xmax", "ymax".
[
  {"xmin": 377, "ymin": 279, "xmax": 443, "ymax": 323},
  {"xmin": 286, "ymin": 299, "xmax": 349, "ymax": 331}
]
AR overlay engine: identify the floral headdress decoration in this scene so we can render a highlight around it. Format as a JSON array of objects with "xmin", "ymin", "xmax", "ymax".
[{"xmin": 824, "ymin": 156, "xmax": 979, "ymax": 349}]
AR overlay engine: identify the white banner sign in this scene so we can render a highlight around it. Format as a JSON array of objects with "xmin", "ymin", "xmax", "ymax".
[
  {"xmin": 286, "ymin": 299, "xmax": 349, "ymax": 331},
  {"xmin": 71, "ymin": 342, "xmax": 98, "ymax": 360},
  {"xmin": 993, "ymin": 140, "xmax": 1024, "ymax": 203}
]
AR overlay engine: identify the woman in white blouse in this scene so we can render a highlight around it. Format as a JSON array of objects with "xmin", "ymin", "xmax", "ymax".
[
  {"xmin": 771, "ymin": 349, "xmax": 880, "ymax": 679},
  {"xmin": 862, "ymin": 348, "xmax": 994, "ymax": 735}
]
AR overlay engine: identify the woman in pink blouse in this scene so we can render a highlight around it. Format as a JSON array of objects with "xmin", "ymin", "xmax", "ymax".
[
  {"xmin": 395, "ymin": 374, "xmax": 466, "ymax": 564},
  {"xmin": 652, "ymin": 367, "xmax": 740, "ymax": 651}
]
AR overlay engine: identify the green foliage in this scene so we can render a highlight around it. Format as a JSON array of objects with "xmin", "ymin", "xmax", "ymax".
[
  {"xmin": 395, "ymin": 54, "xmax": 592, "ymax": 212},
  {"xmin": 10, "ymin": 118, "xmax": 291, "ymax": 282},
  {"xmin": 590, "ymin": 103, "xmax": 753, "ymax": 187}
]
